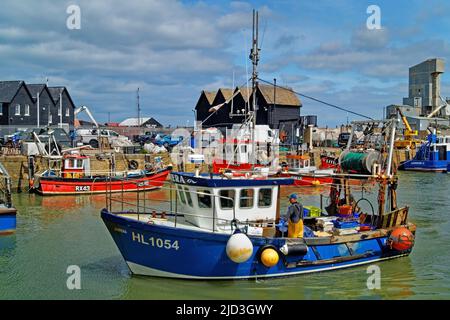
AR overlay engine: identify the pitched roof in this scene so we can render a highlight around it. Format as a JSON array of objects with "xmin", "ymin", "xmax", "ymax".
[
  {"xmin": 0, "ymin": 81, "xmax": 24, "ymax": 103},
  {"xmin": 237, "ymin": 86, "xmax": 252, "ymax": 102},
  {"xmin": 119, "ymin": 117, "xmax": 162, "ymax": 127},
  {"xmin": 218, "ymin": 88, "xmax": 234, "ymax": 101},
  {"xmin": 47, "ymin": 87, "xmax": 64, "ymax": 102},
  {"xmin": 258, "ymin": 84, "xmax": 301, "ymax": 107},
  {"xmin": 203, "ymin": 91, "xmax": 216, "ymax": 105},
  {"xmin": 48, "ymin": 86, "xmax": 76, "ymax": 108},
  {"xmin": 26, "ymin": 84, "xmax": 46, "ymax": 97},
  {"xmin": 120, "ymin": 117, "xmax": 151, "ymax": 126}
]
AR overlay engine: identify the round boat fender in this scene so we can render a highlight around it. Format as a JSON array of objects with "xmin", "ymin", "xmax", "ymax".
[
  {"xmin": 257, "ymin": 245, "xmax": 281, "ymax": 268},
  {"xmin": 387, "ymin": 227, "xmax": 414, "ymax": 251},
  {"xmin": 226, "ymin": 231, "xmax": 253, "ymax": 263},
  {"xmin": 128, "ymin": 160, "xmax": 139, "ymax": 170}
]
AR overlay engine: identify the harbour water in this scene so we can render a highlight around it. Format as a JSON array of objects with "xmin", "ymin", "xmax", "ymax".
[{"xmin": 1, "ymin": 172, "xmax": 449, "ymax": 299}]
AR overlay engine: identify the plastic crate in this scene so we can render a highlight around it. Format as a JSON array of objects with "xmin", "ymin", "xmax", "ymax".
[
  {"xmin": 304, "ymin": 206, "xmax": 322, "ymax": 217},
  {"xmin": 333, "ymin": 220, "xmax": 359, "ymax": 229}
]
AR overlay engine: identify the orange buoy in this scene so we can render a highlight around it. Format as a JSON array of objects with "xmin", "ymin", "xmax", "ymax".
[
  {"xmin": 389, "ymin": 227, "xmax": 414, "ymax": 251},
  {"xmin": 260, "ymin": 248, "xmax": 279, "ymax": 267}
]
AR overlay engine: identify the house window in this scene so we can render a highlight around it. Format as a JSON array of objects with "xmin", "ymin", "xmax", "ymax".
[
  {"xmin": 58, "ymin": 107, "xmax": 61, "ymax": 116},
  {"xmin": 49, "ymin": 113, "xmax": 52, "ymax": 124},
  {"xmin": 15, "ymin": 104, "xmax": 20, "ymax": 115},
  {"xmin": 258, "ymin": 188, "xmax": 272, "ymax": 208},
  {"xmin": 66, "ymin": 107, "xmax": 70, "ymax": 117},
  {"xmin": 239, "ymin": 189, "xmax": 254, "ymax": 209},
  {"xmin": 24, "ymin": 104, "xmax": 30, "ymax": 116}
]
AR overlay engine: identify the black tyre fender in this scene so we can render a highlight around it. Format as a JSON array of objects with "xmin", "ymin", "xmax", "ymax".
[{"xmin": 128, "ymin": 160, "xmax": 139, "ymax": 170}]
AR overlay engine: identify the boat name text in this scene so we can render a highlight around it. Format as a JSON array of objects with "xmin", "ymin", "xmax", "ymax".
[{"xmin": 132, "ymin": 232, "xmax": 179, "ymax": 250}]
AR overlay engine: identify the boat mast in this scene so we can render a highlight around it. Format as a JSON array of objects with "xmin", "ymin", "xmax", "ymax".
[{"xmin": 250, "ymin": 9, "xmax": 259, "ymax": 170}]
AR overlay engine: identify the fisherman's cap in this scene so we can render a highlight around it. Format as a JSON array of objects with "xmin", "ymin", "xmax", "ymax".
[{"xmin": 288, "ymin": 193, "xmax": 298, "ymax": 200}]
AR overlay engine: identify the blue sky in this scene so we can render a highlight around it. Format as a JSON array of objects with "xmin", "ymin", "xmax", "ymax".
[{"xmin": 1, "ymin": 0, "xmax": 449, "ymax": 126}]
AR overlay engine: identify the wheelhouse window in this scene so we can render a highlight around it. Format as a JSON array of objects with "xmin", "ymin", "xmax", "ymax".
[
  {"xmin": 15, "ymin": 104, "xmax": 20, "ymax": 115},
  {"xmin": 65, "ymin": 158, "xmax": 84, "ymax": 169},
  {"xmin": 239, "ymin": 189, "xmax": 254, "ymax": 208},
  {"xmin": 184, "ymin": 187, "xmax": 193, "ymax": 207},
  {"xmin": 197, "ymin": 190, "xmax": 212, "ymax": 208},
  {"xmin": 24, "ymin": 104, "xmax": 30, "ymax": 116},
  {"xmin": 258, "ymin": 188, "xmax": 272, "ymax": 208},
  {"xmin": 177, "ymin": 186, "xmax": 186, "ymax": 205},
  {"xmin": 219, "ymin": 190, "xmax": 235, "ymax": 209}
]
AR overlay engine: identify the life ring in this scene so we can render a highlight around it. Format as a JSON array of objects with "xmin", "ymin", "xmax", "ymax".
[{"xmin": 128, "ymin": 160, "xmax": 139, "ymax": 170}]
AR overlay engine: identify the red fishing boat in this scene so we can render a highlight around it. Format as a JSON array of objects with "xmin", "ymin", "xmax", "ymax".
[
  {"xmin": 31, "ymin": 153, "xmax": 171, "ymax": 196},
  {"xmin": 320, "ymin": 154, "xmax": 339, "ymax": 170},
  {"xmin": 281, "ymin": 154, "xmax": 334, "ymax": 187}
]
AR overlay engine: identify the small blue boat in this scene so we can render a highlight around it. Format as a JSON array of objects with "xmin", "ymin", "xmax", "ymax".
[
  {"xmin": 0, "ymin": 206, "xmax": 17, "ymax": 235},
  {"xmin": 101, "ymin": 171, "xmax": 416, "ymax": 280},
  {"xmin": 0, "ymin": 162, "xmax": 16, "ymax": 235},
  {"xmin": 399, "ymin": 133, "xmax": 450, "ymax": 172}
]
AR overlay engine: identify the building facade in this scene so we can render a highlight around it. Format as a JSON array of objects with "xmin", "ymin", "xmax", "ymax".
[
  {"xmin": 195, "ymin": 84, "xmax": 302, "ymax": 140},
  {"xmin": 403, "ymin": 58, "xmax": 445, "ymax": 116},
  {"xmin": 0, "ymin": 81, "xmax": 76, "ymax": 130}
]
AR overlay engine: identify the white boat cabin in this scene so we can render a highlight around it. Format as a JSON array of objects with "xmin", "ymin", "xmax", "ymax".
[{"xmin": 170, "ymin": 172, "xmax": 293, "ymax": 232}]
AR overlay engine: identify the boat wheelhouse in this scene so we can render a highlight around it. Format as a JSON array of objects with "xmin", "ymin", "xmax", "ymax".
[{"xmin": 399, "ymin": 133, "xmax": 450, "ymax": 172}]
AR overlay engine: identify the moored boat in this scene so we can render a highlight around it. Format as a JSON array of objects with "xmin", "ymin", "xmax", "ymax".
[
  {"xmin": 30, "ymin": 152, "xmax": 171, "ymax": 196},
  {"xmin": 281, "ymin": 154, "xmax": 334, "ymax": 187},
  {"xmin": 399, "ymin": 132, "xmax": 450, "ymax": 172},
  {"xmin": 0, "ymin": 162, "xmax": 16, "ymax": 235}
]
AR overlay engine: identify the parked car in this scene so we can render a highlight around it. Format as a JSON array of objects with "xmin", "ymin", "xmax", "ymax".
[
  {"xmin": 134, "ymin": 132, "xmax": 158, "ymax": 145},
  {"xmin": 154, "ymin": 134, "xmax": 183, "ymax": 149},
  {"xmin": 76, "ymin": 128, "xmax": 132, "ymax": 148}
]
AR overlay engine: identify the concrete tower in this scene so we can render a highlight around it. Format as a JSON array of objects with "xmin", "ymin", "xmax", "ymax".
[{"xmin": 403, "ymin": 58, "xmax": 445, "ymax": 115}]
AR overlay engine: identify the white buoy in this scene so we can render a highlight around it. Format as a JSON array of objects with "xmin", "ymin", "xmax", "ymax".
[{"xmin": 226, "ymin": 232, "xmax": 253, "ymax": 263}]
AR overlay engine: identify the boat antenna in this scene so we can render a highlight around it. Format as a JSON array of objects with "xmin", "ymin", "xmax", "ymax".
[
  {"xmin": 250, "ymin": 9, "xmax": 260, "ymax": 170},
  {"xmin": 137, "ymin": 87, "xmax": 141, "ymax": 127}
]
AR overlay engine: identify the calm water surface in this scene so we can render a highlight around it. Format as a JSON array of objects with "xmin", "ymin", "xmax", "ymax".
[{"xmin": 1, "ymin": 172, "xmax": 449, "ymax": 299}]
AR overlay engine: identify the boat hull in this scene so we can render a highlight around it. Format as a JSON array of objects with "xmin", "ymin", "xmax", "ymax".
[
  {"xmin": 398, "ymin": 159, "xmax": 449, "ymax": 172},
  {"xmin": 0, "ymin": 207, "xmax": 17, "ymax": 235},
  {"xmin": 35, "ymin": 168, "xmax": 170, "ymax": 196},
  {"xmin": 101, "ymin": 209, "xmax": 414, "ymax": 280},
  {"xmin": 292, "ymin": 175, "xmax": 333, "ymax": 187}
]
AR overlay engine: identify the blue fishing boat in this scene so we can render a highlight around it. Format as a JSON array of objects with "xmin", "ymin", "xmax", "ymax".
[
  {"xmin": 399, "ymin": 133, "xmax": 450, "ymax": 172},
  {"xmin": 101, "ymin": 169, "xmax": 415, "ymax": 279}
]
